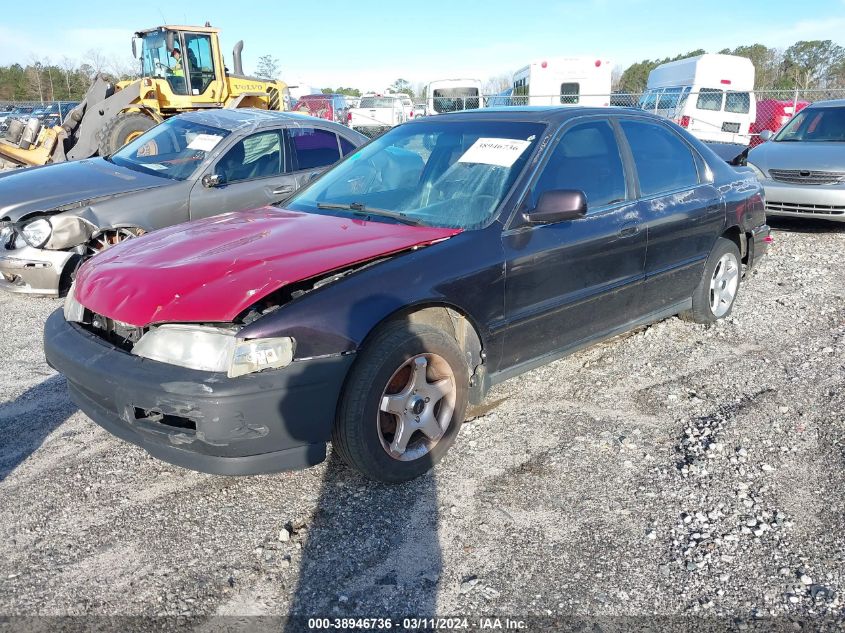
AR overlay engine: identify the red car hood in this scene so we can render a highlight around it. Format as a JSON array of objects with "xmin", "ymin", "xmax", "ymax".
[{"xmin": 74, "ymin": 207, "xmax": 460, "ymax": 327}]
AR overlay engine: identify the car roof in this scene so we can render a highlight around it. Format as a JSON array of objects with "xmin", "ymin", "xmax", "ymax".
[
  {"xmin": 421, "ymin": 106, "xmax": 657, "ymax": 124},
  {"xmin": 805, "ymin": 99, "xmax": 845, "ymax": 109},
  {"xmin": 173, "ymin": 108, "xmax": 351, "ymax": 132}
]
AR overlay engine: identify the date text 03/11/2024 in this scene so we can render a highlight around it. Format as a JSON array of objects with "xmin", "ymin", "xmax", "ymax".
[{"xmin": 306, "ymin": 617, "xmax": 527, "ymax": 629}]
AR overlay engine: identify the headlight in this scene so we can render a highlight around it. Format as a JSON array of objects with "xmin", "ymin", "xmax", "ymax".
[
  {"xmin": 0, "ymin": 222, "xmax": 12, "ymax": 241},
  {"xmin": 63, "ymin": 281, "xmax": 85, "ymax": 322},
  {"xmin": 21, "ymin": 218, "xmax": 52, "ymax": 248},
  {"xmin": 747, "ymin": 162, "xmax": 766, "ymax": 180},
  {"xmin": 132, "ymin": 324, "xmax": 295, "ymax": 378}
]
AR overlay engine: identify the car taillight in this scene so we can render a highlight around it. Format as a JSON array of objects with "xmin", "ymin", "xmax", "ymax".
[
  {"xmin": 680, "ymin": 116, "xmax": 691, "ymax": 128},
  {"xmin": 347, "ymin": 111, "xmax": 352, "ymax": 123}
]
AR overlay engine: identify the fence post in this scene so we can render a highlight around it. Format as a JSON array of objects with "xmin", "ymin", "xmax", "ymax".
[{"xmin": 792, "ymin": 88, "xmax": 798, "ymax": 112}]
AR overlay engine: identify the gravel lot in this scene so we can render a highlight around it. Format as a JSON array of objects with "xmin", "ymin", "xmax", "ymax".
[{"xmin": 1, "ymin": 218, "xmax": 844, "ymax": 629}]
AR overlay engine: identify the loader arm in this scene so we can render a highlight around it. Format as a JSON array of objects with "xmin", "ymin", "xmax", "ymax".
[{"xmin": 65, "ymin": 78, "xmax": 144, "ymax": 161}]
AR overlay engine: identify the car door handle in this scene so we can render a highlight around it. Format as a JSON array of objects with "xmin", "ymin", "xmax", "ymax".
[
  {"xmin": 272, "ymin": 185, "xmax": 294, "ymax": 195},
  {"xmin": 618, "ymin": 224, "xmax": 640, "ymax": 238}
]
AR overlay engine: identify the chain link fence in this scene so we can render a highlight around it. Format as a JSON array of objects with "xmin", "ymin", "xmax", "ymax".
[
  {"xmin": 420, "ymin": 88, "xmax": 845, "ymax": 145},
  {"xmin": 2, "ymin": 89, "xmax": 843, "ymax": 146},
  {"xmin": 0, "ymin": 100, "xmax": 79, "ymax": 134}
]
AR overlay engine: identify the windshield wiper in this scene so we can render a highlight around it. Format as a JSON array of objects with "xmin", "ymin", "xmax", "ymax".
[{"xmin": 316, "ymin": 202, "xmax": 424, "ymax": 226}]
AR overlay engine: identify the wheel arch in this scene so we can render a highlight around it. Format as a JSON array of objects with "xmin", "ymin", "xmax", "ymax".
[
  {"xmin": 355, "ymin": 301, "xmax": 488, "ymax": 404},
  {"xmin": 720, "ymin": 225, "xmax": 747, "ymax": 262}
]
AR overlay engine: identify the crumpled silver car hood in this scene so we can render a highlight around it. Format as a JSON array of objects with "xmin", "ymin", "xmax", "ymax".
[
  {"xmin": 0, "ymin": 158, "xmax": 170, "ymax": 222},
  {"xmin": 749, "ymin": 141, "xmax": 845, "ymax": 173}
]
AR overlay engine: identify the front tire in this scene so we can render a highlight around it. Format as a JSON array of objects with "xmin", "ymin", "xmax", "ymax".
[
  {"xmin": 682, "ymin": 237, "xmax": 741, "ymax": 324},
  {"xmin": 97, "ymin": 112, "xmax": 155, "ymax": 156},
  {"xmin": 332, "ymin": 322, "xmax": 468, "ymax": 483}
]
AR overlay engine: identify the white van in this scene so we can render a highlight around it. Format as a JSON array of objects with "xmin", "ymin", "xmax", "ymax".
[
  {"xmin": 426, "ymin": 79, "xmax": 483, "ymax": 114},
  {"xmin": 639, "ymin": 54, "xmax": 756, "ymax": 144},
  {"xmin": 512, "ymin": 58, "xmax": 612, "ymax": 107}
]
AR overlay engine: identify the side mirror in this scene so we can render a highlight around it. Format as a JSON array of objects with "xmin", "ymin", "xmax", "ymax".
[
  {"xmin": 202, "ymin": 173, "xmax": 223, "ymax": 188},
  {"xmin": 131, "ymin": 38, "xmax": 137, "ymax": 59},
  {"xmin": 759, "ymin": 130, "xmax": 773, "ymax": 142},
  {"xmin": 165, "ymin": 30, "xmax": 175, "ymax": 53},
  {"xmin": 523, "ymin": 189, "xmax": 587, "ymax": 225}
]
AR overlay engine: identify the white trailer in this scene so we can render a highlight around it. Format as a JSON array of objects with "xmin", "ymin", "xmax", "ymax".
[
  {"xmin": 639, "ymin": 53, "xmax": 756, "ymax": 144},
  {"xmin": 512, "ymin": 58, "xmax": 612, "ymax": 107},
  {"xmin": 426, "ymin": 79, "xmax": 484, "ymax": 114}
]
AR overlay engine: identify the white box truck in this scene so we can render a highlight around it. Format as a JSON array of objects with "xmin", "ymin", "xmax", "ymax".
[
  {"xmin": 638, "ymin": 53, "xmax": 756, "ymax": 144},
  {"xmin": 512, "ymin": 58, "xmax": 612, "ymax": 107}
]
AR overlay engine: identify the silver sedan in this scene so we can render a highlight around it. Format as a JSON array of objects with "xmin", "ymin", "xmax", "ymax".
[
  {"xmin": 747, "ymin": 99, "xmax": 845, "ymax": 222},
  {"xmin": 0, "ymin": 109, "xmax": 365, "ymax": 295}
]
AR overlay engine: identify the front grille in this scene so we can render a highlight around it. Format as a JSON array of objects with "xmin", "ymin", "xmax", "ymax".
[
  {"xmin": 81, "ymin": 310, "xmax": 145, "ymax": 351},
  {"xmin": 768, "ymin": 169, "xmax": 845, "ymax": 185},
  {"xmin": 766, "ymin": 201, "xmax": 845, "ymax": 216}
]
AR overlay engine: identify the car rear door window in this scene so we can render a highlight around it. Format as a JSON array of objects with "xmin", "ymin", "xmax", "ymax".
[
  {"xmin": 288, "ymin": 127, "xmax": 341, "ymax": 170},
  {"xmin": 620, "ymin": 119, "xmax": 699, "ymax": 196},
  {"xmin": 533, "ymin": 120, "xmax": 626, "ymax": 209},
  {"xmin": 696, "ymin": 88, "xmax": 723, "ymax": 111},
  {"xmin": 339, "ymin": 136, "xmax": 357, "ymax": 155}
]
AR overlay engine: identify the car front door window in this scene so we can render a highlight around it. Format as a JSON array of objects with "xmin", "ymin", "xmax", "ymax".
[
  {"xmin": 531, "ymin": 120, "xmax": 627, "ymax": 210},
  {"xmin": 218, "ymin": 131, "xmax": 284, "ymax": 184}
]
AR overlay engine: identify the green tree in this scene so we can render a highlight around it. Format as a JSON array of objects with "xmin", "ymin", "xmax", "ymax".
[
  {"xmin": 321, "ymin": 86, "xmax": 361, "ymax": 96},
  {"xmin": 255, "ymin": 55, "xmax": 280, "ymax": 80},
  {"xmin": 783, "ymin": 40, "xmax": 845, "ymax": 89},
  {"xmin": 389, "ymin": 78, "xmax": 414, "ymax": 98}
]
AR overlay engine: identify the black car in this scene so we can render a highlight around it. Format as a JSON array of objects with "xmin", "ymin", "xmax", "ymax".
[{"xmin": 46, "ymin": 107, "xmax": 770, "ymax": 483}]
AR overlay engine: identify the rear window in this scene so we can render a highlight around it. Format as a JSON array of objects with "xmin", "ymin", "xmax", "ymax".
[
  {"xmin": 359, "ymin": 97, "xmax": 399, "ymax": 108},
  {"xmin": 696, "ymin": 89, "xmax": 723, "ymax": 111},
  {"xmin": 560, "ymin": 82, "xmax": 580, "ymax": 105},
  {"xmin": 725, "ymin": 91, "xmax": 750, "ymax": 114},
  {"xmin": 432, "ymin": 88, "xmax": 481, "ymax": 113}
]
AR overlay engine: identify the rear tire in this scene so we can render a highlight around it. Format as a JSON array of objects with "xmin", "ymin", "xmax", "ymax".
[
  {"xmin": 681, "ymin": 237, "xmax": 741, "ymax": 324},
  {"xmin": 332, "ymin": 322, "xmax": 468, "ymax": 483},
  {"xmin": 97, "ymin": 112, "xmax": 155, "ymax": 156}
]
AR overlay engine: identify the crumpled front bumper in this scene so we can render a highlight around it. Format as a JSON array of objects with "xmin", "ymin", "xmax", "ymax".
[
  {"xmin": 43, "ymin": 309, "xmax": 356, "ymax": 475},
  {"xmin": 0, "ymin": 244, "xmax": 74, "ymax": 295}
]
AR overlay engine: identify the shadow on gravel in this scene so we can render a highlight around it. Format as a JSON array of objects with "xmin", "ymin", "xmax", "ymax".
[
  {"xmin": 0, "ymin": 374, "xmax": 76, "ymax": 481},
  {"xmin": 284, "ymin": 455, "xmax": 441, "ymax": 626},
  {"xmin": 768, "ymin": 217, "xmax": 845, "ymax": 234},
  {"xmin": 283, "ymin": 306, "xmax": 444, "ymax": 627}
]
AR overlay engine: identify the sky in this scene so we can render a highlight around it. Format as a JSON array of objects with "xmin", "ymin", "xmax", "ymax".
[{"xmin": 1, "ymin": 0, "xmax": 844, "ymax": 91}]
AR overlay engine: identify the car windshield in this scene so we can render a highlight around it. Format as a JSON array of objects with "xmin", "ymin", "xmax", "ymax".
[
  {"xmin": 109, "ymin": 117, "xmax": 231, "ymax": 180},
  {"xmin": 774, "ymin": 107, "xmax": 845, "ymax": 142},
  {"xmin": 286, "ymin": 120, "xmax": 545, "ymax": 229}
]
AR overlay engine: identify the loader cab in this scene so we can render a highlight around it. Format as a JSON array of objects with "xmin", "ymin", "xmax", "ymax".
[{"xmin": 136, "ymin": 26, "xmax": 225, "ymax": 103}]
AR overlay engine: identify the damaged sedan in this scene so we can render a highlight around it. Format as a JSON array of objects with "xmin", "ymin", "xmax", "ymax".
[
  {"xmin": 45, "ymin": 107, "xmax": 770, "ymax": 483},
  {"xmin": 0, "ymin": 109, "xmax": 365, "ymax": 295}
]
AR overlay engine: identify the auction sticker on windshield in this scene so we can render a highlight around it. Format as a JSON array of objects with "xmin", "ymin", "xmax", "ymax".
[
  {"xmin": 458, "ymin": 138, "xmax": 531, "ymax": 167},
  {"xmin": 187, "ymin": 134, "xmax": 224, "ymax": 152}
]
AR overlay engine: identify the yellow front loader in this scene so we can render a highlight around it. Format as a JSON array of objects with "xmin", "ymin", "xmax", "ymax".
[{"xmin": 0, "ymin": 24, "xmax": 289, "ymax": 167}]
